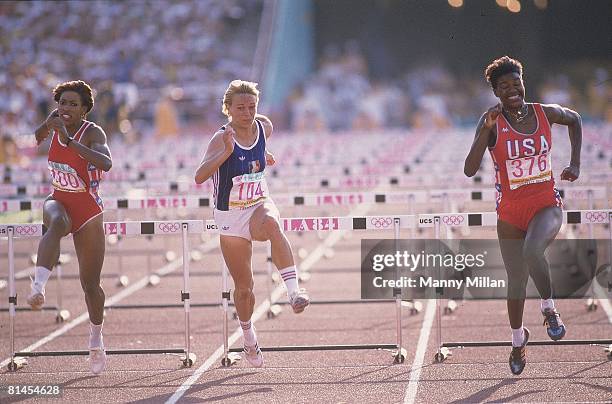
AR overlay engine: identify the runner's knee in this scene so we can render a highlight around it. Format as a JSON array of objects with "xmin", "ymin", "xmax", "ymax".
[
  {"xmin": 261, "ymin": 215, "xmax": 282, "ymax": 238},
  {"xmin": 234, "ymin": 285, "xmax": 254, "ymax": 301},
  {"xmin": 48, "ymin": 214, "xmax": 70, "ymax": 235},
  {"xmin": 507, "ymin": 273, "xmax": 529, "ymax": 299},
  {"xmin": 522, "ymin": 242, "xmax": 545, "ymax": 267},
  {"xmin": 81, "ymin": 278, "xmax": 102, "ymax": 295}
]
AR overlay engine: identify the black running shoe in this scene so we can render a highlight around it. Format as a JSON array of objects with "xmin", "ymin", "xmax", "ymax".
[
  {"xmin": 542, "ymin": 308, "xmax": 566, "ymax": 341},
  {"xmin": 509, "ymin": 327, "xmax": 530, "ymax": 375}
]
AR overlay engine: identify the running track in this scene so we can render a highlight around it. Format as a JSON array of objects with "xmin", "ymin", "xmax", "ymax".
[{"xmin": 1, "ymin": 204, "xmax": 611, "ymax": 403}]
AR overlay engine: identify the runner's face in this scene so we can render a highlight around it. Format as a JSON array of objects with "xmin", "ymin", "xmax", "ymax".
[
  {"xmin": 228, "ymin": 93, "xmax": 257, "ymax": 128},
  {"xmin": 494, "ymin": 72, "xmax": 525, "ymax": 110},
  {"xmin": 57, "ymin": 91, "xmax": 87, "ymax": 126}
]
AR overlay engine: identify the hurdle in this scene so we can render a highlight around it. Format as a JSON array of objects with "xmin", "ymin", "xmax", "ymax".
[
  {"xmin": 220, "ymin": 214, "xmax": 432, "ymax": 367},
  {"xmin": 431, "ymin": 210, "xmax": 612, "ymax": 362},
  {"xmin": 2, "ymin": 220, "xmax": 200, "ymax": 371},
  {"xmin": 213, "ymin": 210, "xmax": 612, "ymax": 366},
  {"xmin": 0, "ymin": 256, "xmax": 71, "ymax": 323},
  {"xmin": 585, "ymin": 189, "xmax": 600, "ymax": 311}
]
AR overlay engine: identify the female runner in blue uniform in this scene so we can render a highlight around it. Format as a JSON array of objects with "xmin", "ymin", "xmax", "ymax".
[{"xmin": 195, "ymin": 80, "xmax": 309, "ymax": 367}]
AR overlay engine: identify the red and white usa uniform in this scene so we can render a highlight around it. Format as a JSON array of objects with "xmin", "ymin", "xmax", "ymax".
[
  {"xmin": 48, "ymin": 120, "xmax": 104, "ymax": 233},
  {"xmin": 489, "ymin": 103, "xmax": 562, "ymax": 231}
]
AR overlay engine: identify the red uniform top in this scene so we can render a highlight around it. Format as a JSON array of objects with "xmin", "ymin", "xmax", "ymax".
[
  {"xmin": 47, "ymin": 120, "xmax": 103, "ymax": 205},
  {"xmin": 489, "ymin": 103, "xmax": 555, "ymax": 205}
]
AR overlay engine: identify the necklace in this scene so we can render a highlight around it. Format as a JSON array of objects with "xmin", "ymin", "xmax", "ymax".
[{"xmin": 505, "ymin": 104, "xmax": 529, "ymax": 123}]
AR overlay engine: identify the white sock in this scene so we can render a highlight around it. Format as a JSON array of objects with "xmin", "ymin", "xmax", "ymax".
[
  {"xmin": 511, "ymin": 326, "xmax": 525, "ymax": 347},
  {"xmin": 540, "ymin": 298, "xmax": 555, "ymax": 312},
  {"xmin": 240, "ymin": 320, "xmax": 256, "ymax": 346},
  {"xmin": 279, "ymin": 265, "xmax": 299, "ymax": 296},
  {"xmin": 89, "ymin": 321, "xmax": 104, "ymax": 349},
  {"xmin": 33, "ymin": 266, "xmax": 52, "ymax": 293}
]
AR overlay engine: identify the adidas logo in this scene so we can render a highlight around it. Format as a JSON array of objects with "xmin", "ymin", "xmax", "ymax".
[
  {"xmin": 238, "ymin": 156, "xmax": 246, "ymax": 161},
  {"xmin": 502, "ymin": 127, "xmax": 509, "ymax": 132}
]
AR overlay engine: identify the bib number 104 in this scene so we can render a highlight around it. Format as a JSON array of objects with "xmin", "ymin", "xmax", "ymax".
[
  {"xmin": 509, "ymin": 154, "xmax": 548, "ymax": 177},
  {"xmin": 237, "ymin": 182, "xmax": 264, "ymax": 201}
]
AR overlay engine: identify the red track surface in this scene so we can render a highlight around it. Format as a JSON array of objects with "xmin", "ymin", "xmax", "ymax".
[{"xmin": 1, "ymin": 221, "xmax": 611, "ymax": 403}]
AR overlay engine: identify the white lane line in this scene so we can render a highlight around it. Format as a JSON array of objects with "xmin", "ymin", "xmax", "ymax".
[
  {"xmin": 166, "ymin": 202, "xmax": 374, "ymax": 404},
  {"xmin": 402, "ymin": 278, "xmax": 612, "ymax": 403},
  {"xmin": 600, "ymin": 298, "xmax": 612, "ymax": 324},
  {"xmin": 166, "ymin": 285, "xmax": 284, "ymax": 404},
  {"xmin": 15, "ymin": 266, "xmax": 36, "ymax": 280},
  {"xmin": 593, "ymin": 282, "xmax": 612, "ymax": 324},
  {"xmin": 1, "ymin": 237, "xmax": 219, "ymax": 369},
  {"xmin": 403, "ymin": 299, "xmax": 436, "ymax": 404}
]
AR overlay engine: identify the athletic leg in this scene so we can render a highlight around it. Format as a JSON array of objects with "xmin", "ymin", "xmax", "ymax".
[
  {"xmin": 73, "ymin": 213, "xmax": 107, "ymax": 374},
  {"xmin": 220, "ymin": 235, "xmax": 263, "ymax": 367},
  {"xmin": 28, "ymin": 199, "xmax": 71, "ymax": 309},
  {"xmin": 498, "ymin": 219, "xmax": 530, "ymax": 375},
  {"xmin": 250, "ymin": 201, "xmax": 309, "ymax": 313},
  {"xmin": 523, "ymin": 206, "xmax": 562, "ymax": 299},
  {"xmin": 497, "ymin": 220, "xmax": 528, "ymax": 330},
  {"xmin": 524, "ymin": 206, "xmax": 565, "ymax": 340}
]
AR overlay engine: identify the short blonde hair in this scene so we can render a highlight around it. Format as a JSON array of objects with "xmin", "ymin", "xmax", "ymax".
[{"xmin": 222, "ymin": 80, "xmax": 259, "ymax": 117}]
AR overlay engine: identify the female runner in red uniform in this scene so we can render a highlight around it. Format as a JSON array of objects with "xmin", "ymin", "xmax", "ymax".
[
  {"xmin": 29, "ymin": 80, "xmax": 112, "ymax": 375},
  {"xmin": 464, "ymin": 57, "xmax": 581, "ymax": 375}
]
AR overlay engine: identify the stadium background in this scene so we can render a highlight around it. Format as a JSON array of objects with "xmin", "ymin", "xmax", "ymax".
[
  {"xmin": 0, "ymin": 1, "xmax": 611, "ymax": 403},
  {"xmin": 1, "ymin": 0, "xmax": 610, "ymax": 156}
]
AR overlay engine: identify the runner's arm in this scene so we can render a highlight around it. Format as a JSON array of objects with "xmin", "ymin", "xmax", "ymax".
[
  {"xmin": 464, "ymin": 112, "xmax": 496, "ymax": 177},
  {"xmin": 195, "ymin": 129, "xmax": 233, "ymax": 184},
  {"xmin": 256, "ymin": 114, "xmax": 273, "ymax": 139},
  {"xmin": 34, "ymin": 109, "xmax": 59, "ymax": 145},
  {"xmin": 72, "ymin": 125, "xmax": 113, "ymax": 172},
  {"xmin": 542, "ymin": 104, "xmax": 582, "ymax": 170}
]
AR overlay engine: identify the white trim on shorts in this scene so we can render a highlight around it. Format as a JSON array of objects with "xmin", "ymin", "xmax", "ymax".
[
  {"xmin": 74, "ymin": 210, "xmax": 103, "ymax": 234},
  {"xmin": 213, "ymin": 199, "xmax": 279, "ymax": 241}
]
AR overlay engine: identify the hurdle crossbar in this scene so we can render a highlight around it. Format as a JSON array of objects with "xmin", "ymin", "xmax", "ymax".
[
  {"xmin": 3, "ymin": 220, "xmax": 202, "ymax": 371},
  {"xmin": 442, "ymin": 339, "xmax": 612, "ymax": 348},
  {"xmin": 1, "ymin": 187, "xmax": 606, "ymax": 212},
  {"xmin": 432, "ymin": 210, "xmax": 612, "ymax": 362}
]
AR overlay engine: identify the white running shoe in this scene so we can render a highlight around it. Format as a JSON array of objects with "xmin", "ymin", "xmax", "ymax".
[
  {"xmin": 89, "ymin": 347, "xmax": 107, "ymax": 375},
  {"xmin": 289, "ymin": 288, "xmax": 310, "ymax": 314},
  {"xmin": 243, "ymin": 342, "xmax": 264, "ymax": 368},
  {"xmin": 26, "ymin": 280, "xmax": 45, "ymax": 310}
]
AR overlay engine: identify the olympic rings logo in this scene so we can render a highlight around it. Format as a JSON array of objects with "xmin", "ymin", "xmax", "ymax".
[
  {"xmin": 370, "ymin": 217, "xmax": 393, "ymax": 228},
  {"xmin": 15, "ymin": 225, "xmax": 38, "ymax": 236},
  {"xmin": 158, "ymin": 222, "xmax": 181, "ymax": 233},
  {"xmin": 442, "ymin": 215, "xmax": 465, "ymax": 226},
  {"xmin": 585, "ymin": 212, "xmax": 606, "ymax": 223}
]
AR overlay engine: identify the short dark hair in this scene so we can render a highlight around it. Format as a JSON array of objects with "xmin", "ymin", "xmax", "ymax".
[
  {"xmin": 484, "ymin": 56, "xmax": 523, "ymax": 89},
  {"xmin": 53, "ymin": 80, "xmax": 95, "ymax": 114}
]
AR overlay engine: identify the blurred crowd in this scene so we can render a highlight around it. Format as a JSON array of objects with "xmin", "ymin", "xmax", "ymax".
[
  {"xmin": 286, "ymin": 42, "xmax": 612, "ymax": 132},
  {"xmin": 0, "ymin": 0, "xmax": 261, "ymax": 162},
  {"xmin": 1, "ymin": 0, "xmax": 610, "ymax": 166}
]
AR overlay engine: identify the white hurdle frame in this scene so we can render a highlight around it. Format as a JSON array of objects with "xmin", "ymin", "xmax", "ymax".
[
  {"xmin": 2, "ymin": 220, "xmax": 200, "ymax": 371},
  {"xmin": 221, "ymin": 216, "xmax": 407, "ymax": 366},
  {"xmin": 1, "ymin": 186, "xmax": 607, "ymax": 212},
  {"xmin": 433, "ymin": 211, "xmax": 612, "ymax": 362},
  {"xmin": 3, "ymin": 209, "xmax": 610, "ymax": 370},
  {"xmin": 217, "ymin": 210, "xmax": 611, "ymax": 365}
]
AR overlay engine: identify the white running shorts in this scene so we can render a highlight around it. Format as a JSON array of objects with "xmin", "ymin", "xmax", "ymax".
[{"xmin": 213, "ymin": 199, "xmax": 279, "ymax": 240}]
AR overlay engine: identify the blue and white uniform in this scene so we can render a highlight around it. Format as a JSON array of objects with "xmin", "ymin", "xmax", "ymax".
[{"xmin": 213, "ymin": 119, "xmax": 278, "ymax": 239}]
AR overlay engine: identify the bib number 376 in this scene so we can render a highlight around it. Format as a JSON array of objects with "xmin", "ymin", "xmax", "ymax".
[{"xmin": 506, "ymin": 153, "xmax": 551, "ymax": 190}]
